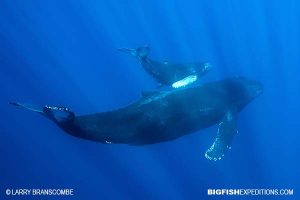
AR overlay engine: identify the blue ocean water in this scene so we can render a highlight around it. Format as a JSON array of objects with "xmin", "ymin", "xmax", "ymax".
[{"xmin": 1, "ymin": 0, "xmax": 299, "ymax": 199}]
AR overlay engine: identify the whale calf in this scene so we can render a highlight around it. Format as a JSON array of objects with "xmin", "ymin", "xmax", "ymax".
[
  {"xmin": 11, "ymin": 77, "xmax": 263, "ymax": 161},
  {"xmin": 119, "ymin": 46, "xmax": 211, "ymax": 88}
]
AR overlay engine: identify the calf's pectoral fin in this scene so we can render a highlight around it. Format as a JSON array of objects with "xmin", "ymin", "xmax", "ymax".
[{"xmin": 205, "ymin": 109, "xmax": 238, "ymax": 161}]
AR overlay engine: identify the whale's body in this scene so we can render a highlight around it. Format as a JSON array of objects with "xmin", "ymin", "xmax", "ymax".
[{"xmin": 11, "ymin": 77, "xmax": 263, "ymax": 161}]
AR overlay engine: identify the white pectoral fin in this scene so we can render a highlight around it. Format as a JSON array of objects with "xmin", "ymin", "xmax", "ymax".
[
  {"xmin": 171, "ymin": 75, "xmax": 198, "ymax": 88},
  {"xmin": 205, "ymin": 109, "xmax": 238, "ymax": 161}
]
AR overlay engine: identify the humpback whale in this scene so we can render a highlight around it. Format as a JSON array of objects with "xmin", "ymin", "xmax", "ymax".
[
  {"xmin": 11, "ymin": 77, "xmax": 263, "ymax": 161},
  {"xmin": 119, "ymin": 46, "xmax": 211, "ymax": 88}
]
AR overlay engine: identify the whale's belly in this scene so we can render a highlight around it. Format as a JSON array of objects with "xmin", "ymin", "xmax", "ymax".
[{"xmin": 127, "ymin": 99, "xmax": 226, "ymax": 145}]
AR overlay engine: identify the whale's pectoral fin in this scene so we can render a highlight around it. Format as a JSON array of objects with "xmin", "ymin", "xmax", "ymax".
[
  {"xmin": 10, "ymin": 102, "xmax": 74, "ymax": 123},
  {"xmin": 171, "ymin": 75, "xmax": 198, "ymax": 89},
  {"xmin": 205, "ymin": 109, "xmax": 238, "ymax": 161}
]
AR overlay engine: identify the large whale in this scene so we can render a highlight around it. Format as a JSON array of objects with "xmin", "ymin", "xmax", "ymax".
[
  {"xmin": 119, "ymin": 46, "xmax": 211, "ymax": 88},
  {"xmin": 10, "ymin": 77, "xmax": 263, "ymax": 161}
]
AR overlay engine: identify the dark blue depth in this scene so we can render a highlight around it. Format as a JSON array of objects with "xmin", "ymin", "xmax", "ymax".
[{"xmin": 0, "ymin": 0, "xmax": 299, "ymax": 199}]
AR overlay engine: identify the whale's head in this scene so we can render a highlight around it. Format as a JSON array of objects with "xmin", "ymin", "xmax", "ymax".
[
  {"xmin": 231, "ymin": 77, "xmax": 263, "ymax": 108},
  {"xmin": 221, "ymin": 77, "xmax": 263, "ymax": 111},
  {"xmin": 242, "ymin": 78, "xmax": 264, "ymax": 100}
]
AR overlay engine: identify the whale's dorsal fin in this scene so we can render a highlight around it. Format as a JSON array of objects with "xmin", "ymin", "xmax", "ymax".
[{"xmin": 205, "ymin": 108, "xmax": 238, "ymax": 161}]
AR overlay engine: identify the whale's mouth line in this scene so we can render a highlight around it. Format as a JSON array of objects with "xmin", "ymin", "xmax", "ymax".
[{"xmin": 172, "ymin": 75, "xmax": 198, "ymax": 89}]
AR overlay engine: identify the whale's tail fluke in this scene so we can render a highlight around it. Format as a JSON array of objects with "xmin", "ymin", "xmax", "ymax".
[
  {"xmin": 10, "ymin": 102, "xmax": 44, "ymax": 113},
  {"xmin": 118, "ymin": 45, "xmax": 150, "ymax": 59},
  {"xmin": 10, "ymin": 102, "xmax": 75, "ymax": 123}
]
